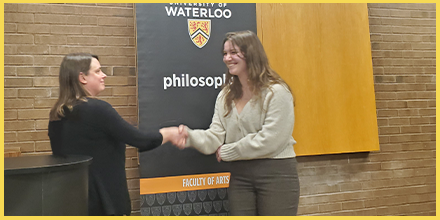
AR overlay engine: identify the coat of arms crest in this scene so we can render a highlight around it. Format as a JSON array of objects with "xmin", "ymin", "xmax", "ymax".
[{"xmin": 188, "ymin": 19, "xmax": 211, "ymax": 48}]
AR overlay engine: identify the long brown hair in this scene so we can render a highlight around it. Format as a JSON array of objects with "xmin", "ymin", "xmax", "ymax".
[
  {"xmin": 49, "ymin": 53, "xmax": 98, "ymax": 121},
  {"xmin": 221, "ymin": 30, "xmax": 292, "ymax": 116}
]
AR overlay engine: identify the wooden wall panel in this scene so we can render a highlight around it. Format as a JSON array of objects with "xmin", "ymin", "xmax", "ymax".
[{"xmin": 257, "ymin": 4, "xmax": 379, "ymax": 156}]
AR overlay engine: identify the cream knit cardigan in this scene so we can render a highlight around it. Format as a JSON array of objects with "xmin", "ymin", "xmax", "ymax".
[{"xmin": 185, "ymin": 83, "xmax": 296, "ymax": 161}]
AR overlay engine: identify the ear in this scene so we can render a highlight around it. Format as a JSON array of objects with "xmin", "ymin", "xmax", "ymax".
[{"xmin": 78, "ymin": 72, "xmax": 87, "ymax": 85}]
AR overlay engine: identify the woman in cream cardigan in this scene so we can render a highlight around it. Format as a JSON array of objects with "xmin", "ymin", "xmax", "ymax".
[{"xmin": 178, "ymin": 30, "xmax": 300, "ymax": 216}]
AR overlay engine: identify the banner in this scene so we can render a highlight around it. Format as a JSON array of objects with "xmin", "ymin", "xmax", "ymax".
[{"xmin": 136, "ymin": 3, "xmax": 256, "ymax": 216}]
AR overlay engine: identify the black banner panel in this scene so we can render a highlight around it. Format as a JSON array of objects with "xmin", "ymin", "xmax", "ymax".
[{"xmin": 136, "ymin": 3, "xmax": 256, "ymax": 216}]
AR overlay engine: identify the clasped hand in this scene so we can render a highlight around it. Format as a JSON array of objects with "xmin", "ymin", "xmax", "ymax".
[
  {"xmin": 159, "ymin": 125, "xmax": 188, "ymax": 149},
  {"xmin": 160, "ymin": 125, "xmax": 223, "ymax": 162}
]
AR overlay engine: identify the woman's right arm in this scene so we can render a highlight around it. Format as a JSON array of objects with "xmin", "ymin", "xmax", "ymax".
[{"xmin": 94, "ymin": 100, "xmax": 163, "ymax": 152}]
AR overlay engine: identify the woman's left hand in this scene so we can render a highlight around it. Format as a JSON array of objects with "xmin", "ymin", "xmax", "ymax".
[{"xmin": 216, "ymin": 145, "xmax": 222, "ymax": 162}]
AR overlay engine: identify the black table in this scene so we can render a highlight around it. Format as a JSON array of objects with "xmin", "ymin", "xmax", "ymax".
[{"xmin": 4, "ymin": 154, "xmax": 92, "ymax": 216}]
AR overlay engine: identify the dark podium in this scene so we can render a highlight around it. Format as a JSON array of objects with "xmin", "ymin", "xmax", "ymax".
[{"xmin": 4, "ymin": 155, "xmax": 92, "ymax": 216}]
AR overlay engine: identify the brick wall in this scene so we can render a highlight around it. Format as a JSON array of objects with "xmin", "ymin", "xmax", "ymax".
[
  {"xmin": 3, "ymin": 3, "xmax": 142, "ymax": 214},
  {"xmin": 296, "ymin": 3, "xmax": 436, "ymax": 216},
  {"xmin": 3, "ymin": 3, "xmax": 436, "ymax": 216}
]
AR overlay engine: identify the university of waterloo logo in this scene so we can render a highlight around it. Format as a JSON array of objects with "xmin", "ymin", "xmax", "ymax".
[{"xmin": 188, "ymin": 19, "xmax": 211, "ymax": 48}]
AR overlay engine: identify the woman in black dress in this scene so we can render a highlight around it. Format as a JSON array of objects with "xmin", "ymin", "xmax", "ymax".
[{"xmin": 48, "ymin": 53, "xmax": 185, "ymax": 215}]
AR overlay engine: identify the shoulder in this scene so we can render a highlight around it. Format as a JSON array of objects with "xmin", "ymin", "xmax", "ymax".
[
  {"xmin": 74, "ymin": 98, "xmax": 114, "ymax": 116},
  {"xmin": 270, "ymin": 83, "xmax": 290, "ymax": 93},
  {"xmin": 218, "ymin": 87, "xmax": 228, "ymax": 97},
  {"xmin": 216, "ymin": 87, "xmax": 229, "ymax": 102},
  {"xmin": 266, "ymin": 83, "xmax": 292, "ymax": 99},
  {"xmin": 262, "ymin": 84, "xmax": 294, "ymax": 113},
  {"xmin": 84, "ymin": 98, "xmax": 112, "ymax": 109}
]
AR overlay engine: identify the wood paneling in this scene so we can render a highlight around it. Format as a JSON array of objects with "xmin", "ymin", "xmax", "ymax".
[{"xmin": 257, "ymin": 4, "xmax": 379, "ymax": 156}]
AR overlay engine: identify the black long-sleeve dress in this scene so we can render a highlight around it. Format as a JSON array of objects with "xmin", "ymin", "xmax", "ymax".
[{"xmin": 48, "ymin": 98, "xmax": 162, "ymax": 216}]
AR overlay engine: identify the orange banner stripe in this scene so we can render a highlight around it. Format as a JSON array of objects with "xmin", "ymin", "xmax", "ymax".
[{"xmin": 140, "ymin": 172, "xmax": 231, "ymax": 195}]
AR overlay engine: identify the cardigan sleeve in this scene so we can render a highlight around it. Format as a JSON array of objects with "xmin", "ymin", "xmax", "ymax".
[
  {"xmin": 219, "ymin": 85, "xmax": 295, "ymax": 161},
  {"xmin": 185, "ymin": 91, "xmax": 226, "ymax": 154},
  {"xmin": 93, "ymin": 99, "xmax": 163, "ymax": 152}
]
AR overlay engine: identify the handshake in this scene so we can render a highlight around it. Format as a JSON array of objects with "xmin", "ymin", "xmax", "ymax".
[
  {"xmin": 159, "ymin": 125, "xmax": 223, "ymax": 162},
  {"xmin": 159, "ymin": 125, "xmax": 188, "ymax": 149}
]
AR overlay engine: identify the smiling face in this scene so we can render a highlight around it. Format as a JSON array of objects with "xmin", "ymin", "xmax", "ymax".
[
  {"xmin": 223, "ymin": 40, "xmax": 248, "ymax": 78},
  {"xmin": 80, "ymin": 57, "xmax": 106, "ymax": 96}
]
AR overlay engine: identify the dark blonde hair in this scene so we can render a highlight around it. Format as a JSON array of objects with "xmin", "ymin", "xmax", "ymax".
[
  {"xmin": 49, "ymin": 53, "xmax": 99, "ymax": 121},
  {"xmin": 221, "ymin": 30, "xmax": 292, "ymax": 116}
]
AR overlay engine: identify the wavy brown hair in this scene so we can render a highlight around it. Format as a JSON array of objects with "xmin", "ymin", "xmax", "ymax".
[
  {"xmin": 49, "ymin": 53, "xmax": 98, "ymax": 121},
  {"xmin": 221, "ymin": 30, "xmax": 292, "ymax": 116}
]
